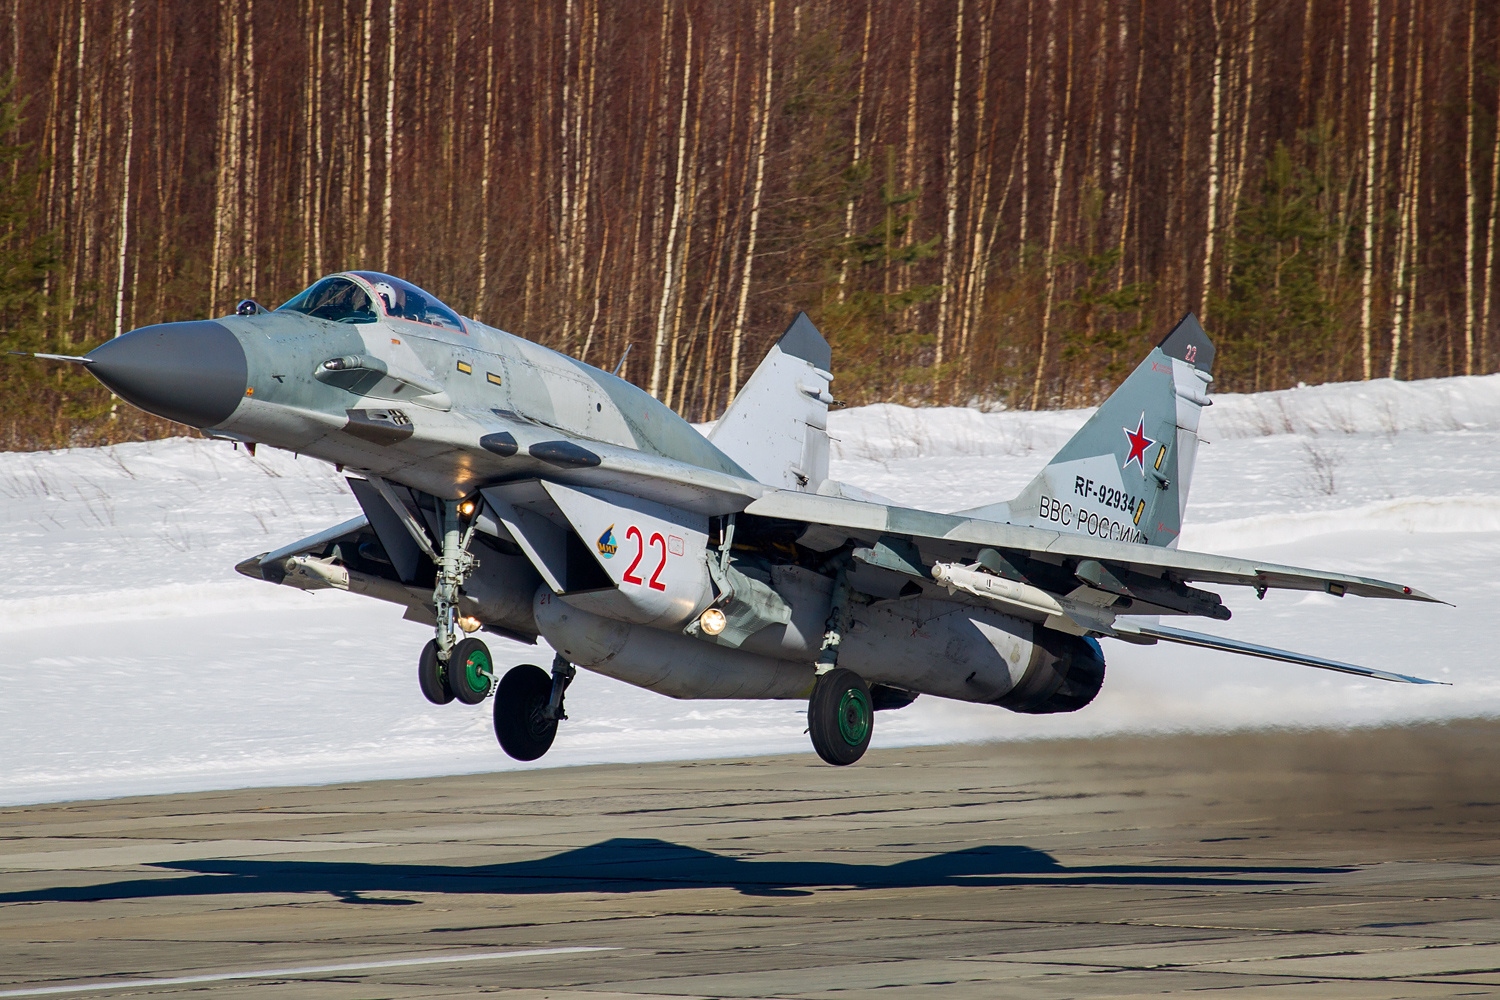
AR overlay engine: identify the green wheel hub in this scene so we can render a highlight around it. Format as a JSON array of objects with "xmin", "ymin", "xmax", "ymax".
[
  {"xmin": 459, "ymin": 646, "xmax": 492, "ymax": 694},
  {"xmin": 836, "ymin": 688, "xmax": 871, "ymax": 746}
]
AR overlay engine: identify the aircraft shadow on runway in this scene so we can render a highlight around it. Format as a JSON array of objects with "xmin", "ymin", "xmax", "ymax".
[{"xmin": 0, "ymin": 837, "xmax": 1355, "ymax": 905}]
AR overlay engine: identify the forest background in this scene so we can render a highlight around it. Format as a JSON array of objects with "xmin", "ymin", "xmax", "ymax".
[{"xmin": 0, "ymin": 0, "xmax": 1498, "ymax": 449}]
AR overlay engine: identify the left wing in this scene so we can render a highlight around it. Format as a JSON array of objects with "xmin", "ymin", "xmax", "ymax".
[{"xmin": 1118, "ymin": 621, "xmax": 1445, "ymax": 685}]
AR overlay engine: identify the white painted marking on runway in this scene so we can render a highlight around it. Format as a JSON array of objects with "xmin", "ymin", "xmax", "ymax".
[{"xmin": 0, "ymin": 947, "xmax": 617, "ymax": 997}]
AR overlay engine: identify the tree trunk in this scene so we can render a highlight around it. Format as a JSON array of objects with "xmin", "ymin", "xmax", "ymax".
[
  {"xmin": 958, "ymin": 2, "xmax": 994, "ymax": 368},
  {"xmin": 1389, "ymin": 2, "xmax": 1422, "ymax": 380},
  {"xmin": 66, "ymin": 2, "xmax": 87, "ymax": 323},
  {"xmin": 382, "ymin": 0, "xmax": 397, "ymax": 269},
  {"xmin": 1361, "ymin": 0, "xmax": 1381, "ymax": 380},
  {"xmin": 1223, "ymin": 0, "xmax": 1259, "ymax": 274},
  {"xmin": 1030, "ymin": 8, "xmax": 1074, "ymax": 410},
  {"xmin": 1018, "ymin": 0, "xmax": 1035, "ymax": 256},
  {"xmin": 1482, "ymin": 4, "xmax": 1500, "ymax": 372},
  {"xmin": 1116, "ymin": 0, "xmax": 1144, "ymax": 288},
  {"xmin": 728, "ymin": 0, "xmax": 776, "ymax": 402},
  {"xmin": 1463, "ymin": 0, "xmax": 1476, "ymax": 374},
  {"xmin": 112, "ymin": 0, "xmax": 136, "ymax": 340},
  {"xmin": 934, "ymin": 0, "xmax": 965, "ymax": 387},
  {"xmin": 650, "ymin": 15, "xmax": 692, "ymax": 399},
  {"xmin": 838, "ymin": 0, "xmax": 872, "ymax": 303},
  {"xmin": 1201, "ymin": 0, "xmax": 1224, "ymax": 320}
]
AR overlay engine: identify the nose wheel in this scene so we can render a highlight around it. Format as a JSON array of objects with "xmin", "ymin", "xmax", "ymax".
[
  {"xmin": 808, "ymin": 668, "xmax": 873, "ymax": 765},
  {"xmin": 417, "ymin": 639, "xmax": 454, "ymax": 705},
  {"xmin": 417, "ymin": 636, "xmax": 492, "ymax": 705}
]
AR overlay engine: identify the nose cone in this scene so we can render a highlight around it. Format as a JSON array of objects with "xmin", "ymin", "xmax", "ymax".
[{"xmin": 86, "ymin": 321, "xmax": 248, "ymax": 428}]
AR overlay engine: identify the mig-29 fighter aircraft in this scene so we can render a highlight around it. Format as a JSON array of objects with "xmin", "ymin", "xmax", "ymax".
[{"xmin": 28, "ymin": 271, "xmax": 1443, "ymax": 765}]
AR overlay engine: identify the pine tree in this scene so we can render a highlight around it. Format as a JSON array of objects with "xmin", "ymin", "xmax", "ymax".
[
  {"xmin": 1216, "ymin": 142, "xmax": 1332, "ymax": 392},
  {"xmin": 0, "ymin": 78, "xmax": 102, "ymax": 450}
]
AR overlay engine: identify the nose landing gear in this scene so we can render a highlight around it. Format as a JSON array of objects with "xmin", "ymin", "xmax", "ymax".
[{"xmin": 415, "ymin": 495, "xmax": 495, "ymax": 705}]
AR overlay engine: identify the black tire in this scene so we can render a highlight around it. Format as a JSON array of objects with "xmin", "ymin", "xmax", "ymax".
[
  {"xmin": 493, "ymin": 664, "xmax": 558, "ymax": 761},
  {"xmin": 418, "ymin": 640, "xmax": 454, "ymax": 705},
  {"xmin": 447, "ymin": 637, "xmax": 494, "ymax": 705},
  {"xmin": 807, "ymin": 668, "xmax": 874, "ymax": 766}
]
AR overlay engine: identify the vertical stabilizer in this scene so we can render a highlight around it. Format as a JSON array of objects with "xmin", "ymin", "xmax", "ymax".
[
  {"xmin": 708, "ymin": 313, "xmax": 834, "ymax": 491},
  {"xmin": 961, "ymin": 314, "xmax": 1215, "ymax": 547}
]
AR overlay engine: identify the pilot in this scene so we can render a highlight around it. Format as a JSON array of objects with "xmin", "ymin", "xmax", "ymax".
[{"xmin": 374, "ymin": 281, "xmax": 403, "ymax": 317}]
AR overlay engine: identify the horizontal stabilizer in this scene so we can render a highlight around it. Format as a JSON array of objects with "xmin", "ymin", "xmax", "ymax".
[{"xmin": 1116, "ymin": 621, "xmax": 1445, "ymax": 685}]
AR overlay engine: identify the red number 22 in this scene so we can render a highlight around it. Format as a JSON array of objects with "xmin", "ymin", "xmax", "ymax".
[{"xmin": 621, "ymin": 525, "xmax": 668, "ymax": 591}]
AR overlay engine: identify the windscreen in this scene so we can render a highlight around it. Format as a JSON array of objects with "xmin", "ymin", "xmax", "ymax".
[{"xmin": 276, "ymin": 277, "xmax": 378, "ymax": 324}]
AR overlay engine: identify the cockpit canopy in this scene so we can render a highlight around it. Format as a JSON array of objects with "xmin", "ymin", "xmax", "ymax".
[{"xmin": 277, "ymin": 272, "xmax": 466, "ymax": 333}]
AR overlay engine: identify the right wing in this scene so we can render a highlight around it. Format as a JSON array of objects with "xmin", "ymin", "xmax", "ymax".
[
  {"xmin": 746, "ymin": 488, "xmax": 1438, "ymax": 604},
  {"xmin": 741, "ymin": 488, "xmax": 1442, "ymax": 683}
]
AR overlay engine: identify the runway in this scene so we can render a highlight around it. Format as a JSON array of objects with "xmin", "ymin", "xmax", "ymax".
[{"xmin": 2, "ymin": 722, "xmax": 1498, "ymax": 998}]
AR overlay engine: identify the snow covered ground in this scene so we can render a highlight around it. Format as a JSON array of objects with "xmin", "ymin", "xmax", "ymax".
[{"xmin": 3, "ymin": 375, "xmax": 1498, "ymax": 805}]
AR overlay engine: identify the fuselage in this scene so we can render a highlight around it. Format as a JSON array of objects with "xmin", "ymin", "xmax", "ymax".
[
  {"xmin": 86, "ymin": 271, "xmax": 1109, "ymax": 728},
  {"xmin": 88, "ymin": 271, "xmax": 748, "ymax": 500}
]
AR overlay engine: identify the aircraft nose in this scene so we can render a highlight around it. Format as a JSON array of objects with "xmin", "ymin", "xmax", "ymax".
[{"xmin": 85, "ymin": 320, "xmax": 248, "ymax": 428}]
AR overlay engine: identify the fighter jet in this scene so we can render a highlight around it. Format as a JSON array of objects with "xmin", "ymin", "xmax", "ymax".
[{"xmin": 26, "ymin": 271, "xmax": 1443, "ymax": 765}]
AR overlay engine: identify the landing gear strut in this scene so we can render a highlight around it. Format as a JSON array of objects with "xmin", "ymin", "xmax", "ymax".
[{"xmin": 433, "ymin": 500, "xmax": 479, "ymax": 661}]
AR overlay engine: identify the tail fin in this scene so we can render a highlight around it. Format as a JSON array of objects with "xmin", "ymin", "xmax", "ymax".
[
  {"xmin": 708, "ymin": 312, "xmax": 833, "ymax": 491},
  {"xmin": 963, "ymin": 314, "xmax": 1215, "ymax": 547}
]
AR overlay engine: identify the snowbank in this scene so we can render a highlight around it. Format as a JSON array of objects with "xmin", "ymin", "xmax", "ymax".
[{"xmin": 3, "ymin": 372, "xmax": 1497, "ymax": 804}]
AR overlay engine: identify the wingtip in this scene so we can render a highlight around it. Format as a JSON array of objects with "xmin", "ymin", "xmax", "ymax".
[{"xmin": 1400, "ymin": 585, "xmax": 1446, "ymax": 605}]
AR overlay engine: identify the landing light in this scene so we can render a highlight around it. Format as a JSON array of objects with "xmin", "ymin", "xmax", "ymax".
[
  {"xmin": 457, "ymin": 615, "xmax": 482, "ymax": 634},
  {"xmin": 459, "ymin": 500, "xmax": 476, "ymax": 516},
  {"xmin": 699, "ymin": 608, "xmax": 727, "ymax": 636}
]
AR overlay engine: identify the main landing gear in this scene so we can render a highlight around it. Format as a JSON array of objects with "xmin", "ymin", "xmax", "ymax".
[
  {"xmin": 808, "ymin": 668, "xmax": 873, "ymax": 766},
  {"xmin": 806, "ymin": 557, "xmax": 873, "ymax": 766},
  {"xmin": 492, "ymin": 655, "xmax": 575, "ymax": 762}
]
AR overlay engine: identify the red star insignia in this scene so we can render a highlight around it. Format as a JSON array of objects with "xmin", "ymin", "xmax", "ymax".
[{"xmin": 1123, "ymin": 414, "xmax": 1154, "ymax": 472}]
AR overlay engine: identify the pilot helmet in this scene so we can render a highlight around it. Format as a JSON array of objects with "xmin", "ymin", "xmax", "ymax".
[{"xmin": 373, "ymin": 281, "xmax": 400, "ymax": 314}]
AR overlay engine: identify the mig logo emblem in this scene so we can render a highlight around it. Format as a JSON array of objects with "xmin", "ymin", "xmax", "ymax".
[{"xmin": 597, "ymin": 525, "xmax": 618, "ymax": 558}]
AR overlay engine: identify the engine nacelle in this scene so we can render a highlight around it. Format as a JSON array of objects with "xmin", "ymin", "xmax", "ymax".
[{"xmin": 992, "ymin": 631, "xmax": 1106, "ymax": 714}]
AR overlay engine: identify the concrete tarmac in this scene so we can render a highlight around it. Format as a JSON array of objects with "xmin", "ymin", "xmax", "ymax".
[{"xmin": 1, "ymin": 721, "xmax": 1498, "ymax": 998}]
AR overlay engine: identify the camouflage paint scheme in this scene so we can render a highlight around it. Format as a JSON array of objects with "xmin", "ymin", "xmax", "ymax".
[{"xmin": 60, "ymin": 271, "xmax": 1442, "ymax": 763}]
